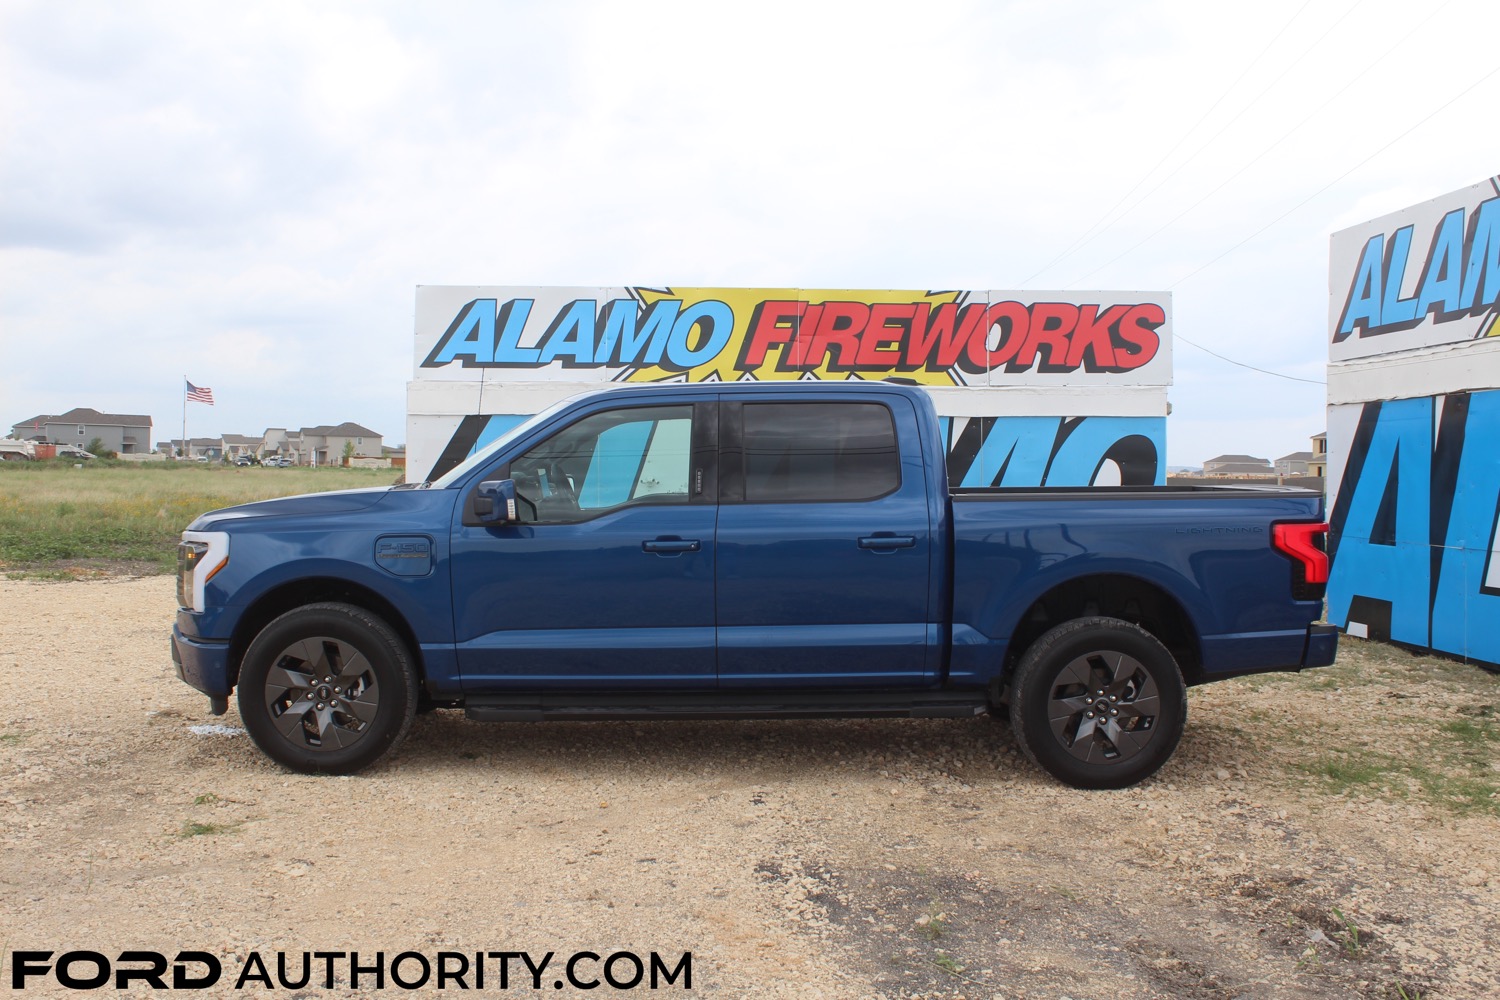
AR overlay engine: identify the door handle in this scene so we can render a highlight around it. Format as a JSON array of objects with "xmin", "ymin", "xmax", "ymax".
[
  {"xmin": 642, "ymin": 537, "xmax": 701, "ymax": 554},
  {"xmin": 858, "ymin": 533, "xmax": 916, "ymax": 551}
]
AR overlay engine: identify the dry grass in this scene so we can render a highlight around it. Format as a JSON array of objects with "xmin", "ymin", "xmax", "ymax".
[
  {"xmin": 1205, "ymin": 636, "xmax": 1500, "ymax": 817},
  {"xmin": 0, "ymin": 460, "xmax": 398, "ymax": 576}
]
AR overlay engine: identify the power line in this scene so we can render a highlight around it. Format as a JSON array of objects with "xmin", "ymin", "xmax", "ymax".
[
  {"xmin": 1065, "ymin": 0, "xmax": 1387, "ymax": 289},
  {"xmin": 1176, "ymin": 334, "xmax": 1326, "ymax": 384},
  {"xmin": 1173, "ymin": 61, "xmax": 1499, "ymax": 287},
  {"xmin": 1151, "ymin": 7, "xmax": 1487, "ymax": 386},
  {"xmin": 1017, "ymin": 0, "xmax": 1315, "ymax": 286}
]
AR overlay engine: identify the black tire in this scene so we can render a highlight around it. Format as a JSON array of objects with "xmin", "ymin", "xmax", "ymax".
[
  {"xmin": 1008, "ymin": 616, "xmax": 1186, "ymax": 789},
  {"xmin": 237, "ymin": 602, "xmax": 418, "ymax": 774}
]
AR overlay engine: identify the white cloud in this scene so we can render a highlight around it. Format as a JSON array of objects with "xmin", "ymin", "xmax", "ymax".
[{"xmin": 1, "ymin": 0, "xmax": 1497, "ymax": 460}]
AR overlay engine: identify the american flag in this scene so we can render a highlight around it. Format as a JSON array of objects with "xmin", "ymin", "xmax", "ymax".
[{"xmin": 185, "ymin": 380, "xmax": 214, "ymax": 405}]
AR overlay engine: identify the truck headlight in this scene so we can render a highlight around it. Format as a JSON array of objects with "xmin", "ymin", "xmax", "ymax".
[{"xmin": 178, "ymin": 531, "xmax": 229, "ymax": 612}]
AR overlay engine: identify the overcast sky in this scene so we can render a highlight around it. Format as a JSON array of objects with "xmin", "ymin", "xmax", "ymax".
[{"xmin": 2, "ymin": 0, "xmax": 1496, "ymax": 466}]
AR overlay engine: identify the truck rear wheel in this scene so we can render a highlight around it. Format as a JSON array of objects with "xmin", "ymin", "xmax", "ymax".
[
  {"xmin": 237, "ymin": 602, "xmax": 418, "ymax": 774},
  {"xmin": 1008, "ymin": 616, "xmax": 1186, "ymax": 789}
]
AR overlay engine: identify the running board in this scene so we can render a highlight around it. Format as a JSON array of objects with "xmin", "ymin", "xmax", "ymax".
[{"xmin": 463, "ymin": 690, "xmax": 990, "ymax": 723}]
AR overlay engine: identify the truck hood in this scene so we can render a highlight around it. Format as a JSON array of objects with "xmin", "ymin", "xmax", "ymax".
[{"xmin": 187, "ymin": 487, "xmax": 392, "ymax": 530}]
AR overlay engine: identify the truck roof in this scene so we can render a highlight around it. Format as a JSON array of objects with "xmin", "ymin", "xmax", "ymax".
[{"xmin": 574, "ymin": 379, "xmax": 932, "ymax": 402}]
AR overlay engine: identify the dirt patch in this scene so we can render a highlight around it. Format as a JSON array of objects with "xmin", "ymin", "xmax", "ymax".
[{"xmin": 1, "ymin": 577, "xmax": 1496, "ymax": 997}]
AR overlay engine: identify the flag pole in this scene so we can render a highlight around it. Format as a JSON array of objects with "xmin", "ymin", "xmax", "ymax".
[{"xmin": 181, "ymin": 376, "xmax": 187, "ymax": 459}]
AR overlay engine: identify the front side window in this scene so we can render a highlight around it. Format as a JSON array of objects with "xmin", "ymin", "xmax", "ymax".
[
  {"xmin": 510, "ymin": 405, "xmax": 693, "ymax": 523},
  {"xmin": 742, "ymin": 402, "xmax": 899, "ymax": 503}
]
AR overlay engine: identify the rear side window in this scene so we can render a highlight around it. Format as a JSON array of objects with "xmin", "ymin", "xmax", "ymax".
[{"xmin": 742, "ymin": 402, "xmax": 899, "ymax": 503}]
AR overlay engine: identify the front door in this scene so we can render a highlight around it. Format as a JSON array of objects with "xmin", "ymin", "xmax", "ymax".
[{"xmin": 451, "ymin": 401, "xmax": 717, "ymax": 690}]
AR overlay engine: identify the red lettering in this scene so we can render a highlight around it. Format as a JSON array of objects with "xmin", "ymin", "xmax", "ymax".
[
  {"xmin": 982, "ymin": 301, "xmax": 1029, "ymax": 366},
  {"xmin": 738, "ymin": 300, "xmax": 801, "ymax": 369},
  {"xmin": 1016, "ymin": 302, "xmax": 1078, "ymax": 368},
  {"xmin": 905, "ymin": 303, "xmax": 984, "ymax": 370},
  {"xmin": 1065, "ymin": 304, "xmax": 1125, "ymax": 369},
  {"xmin": 800, "ymin": 301, "xmax": 869, "ymax": 370},
  {"xmin": 1113, "ymin": 303, "xmax": 1163, "ymax": 369},
  {"xmin": 854, "ymin": 303, "xmax": 916, "ymax": 368},
  {"xmin": 783, "ymin": 303, "xmax": 825, "ymax": 366}
]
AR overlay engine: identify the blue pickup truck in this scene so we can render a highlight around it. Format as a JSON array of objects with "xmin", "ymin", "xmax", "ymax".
[{"xmin": 172, "ymin": 382, "xmax": 1335, "ymax": 788}]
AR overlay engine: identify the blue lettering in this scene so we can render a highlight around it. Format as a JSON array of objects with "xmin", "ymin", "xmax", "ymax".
[
  {"xmin": 424, "ymin": 299, "xmax": 496, "ymax": 367},
  {"xmin": 596, "ymin": 299, "xmax": 677, "ymax": 365},
  {"xmin": 958, "ymin": 418, "xmax": 1058, "ymax": 487},
  {"xmin": 1045, "ymin": 418, "xmax": 1165, "ymax": 486},
  {"xmin": 537, "ymin": 300, "xmax": 599, "ymax": 365},
  {"xmin": 493, "ymin": 299, "xmax": 538, "ymax": 364},
  {"xmin": 1413, "ymin": 209, "xmax": 1466, "ymax": 319},
  {"xmin": 1431, "ymin": 390, "xmax": 1500, "ymax": 663},
  {"xmin": 1459, "ymin": 195, "xmax": 1500, "ymax": 311},
  {"xmin": 1377, "ymin": 225, "xmax": 1418, "ymax": 327},
  {"xmin": 665, "ymin": 301, "xmax": 733, "ymax": 370},
  {"xmin": 1338, "ymin": 196, "xmax": 1500, "ymax": 341},
  {"xmin": 422, "ymin": 299, "xmax": 539, "ymax": 367},
  {"xmin": 1327, "ymin": 397, "xmax": 1433, "ymax": 646},
  {"xmin": 1336, "ymin": 236, "xmax": 1384, "ymax": 339}
]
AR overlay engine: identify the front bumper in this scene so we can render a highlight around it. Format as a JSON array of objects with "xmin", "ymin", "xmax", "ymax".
[{"xmin": 171, "ymin": 625, "xmax": 233, "ymax": 711}]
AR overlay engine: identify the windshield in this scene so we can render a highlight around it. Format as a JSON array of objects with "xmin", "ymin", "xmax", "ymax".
[{"xmin": 429, "ymin": 398, "xmax": 577, "ymax": 489}]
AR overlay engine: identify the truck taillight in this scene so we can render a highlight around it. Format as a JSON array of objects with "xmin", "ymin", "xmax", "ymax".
[{"xmin": 1273, "ymin": 521, "xmax": 1329, "ymax": 598}]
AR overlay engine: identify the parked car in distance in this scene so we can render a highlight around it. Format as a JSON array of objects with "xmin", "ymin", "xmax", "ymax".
[
  {"xmin": 56, "ymin": 446, "xmax": 96, "ymax": 460},
  {"xmin": 234, "ymin": 456, "xmax": 256, "ymax": 467},
  {"xmin": 0, "ymin": 438, "xmax": 38, "ymax": 461}
]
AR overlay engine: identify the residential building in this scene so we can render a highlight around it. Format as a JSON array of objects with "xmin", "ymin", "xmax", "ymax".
[
  {"xmin": 221, "ymin": 434, "xmax": 261, "ymax": 461},
  {"xmin": 10, "ymin": 408, "xmax": 153, "ymax": 454},
  {"xmin": 1274, "ymin": 451, "xmax": 1314, "ymax": 476},
  {"xmin": 293, "ymin": 422, "xmax": 383, "ymax": 466},
  {"xmin": 1309, "ymin": 432, "xmax": 1327, "ymax": 478},
  {"xmin": 259, "ymin": 428, "xmax": 294, "ymax": 464},
  {"xmin": 166, "ymin": 437, "xmax": 223, "ymax": 460},
  {"xmin": 1202, "ymin": 454, "xmax": 1273, "ymax": 477}
]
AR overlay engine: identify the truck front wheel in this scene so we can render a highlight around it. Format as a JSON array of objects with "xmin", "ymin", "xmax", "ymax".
[
  {"xmin": 1008, "ymin": 616, "xmax": 1186, "ymax": 789},
  {"xmin": 237, "ymin": 602, "xmax": 418, "ymax": 774}
]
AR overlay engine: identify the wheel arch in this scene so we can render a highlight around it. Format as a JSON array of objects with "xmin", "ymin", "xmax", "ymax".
[
  {"xmin": 1001, "ymin": 573, "xmax": 1203, "ymax": 690},
  {"xmin": 228, "ymin": 578, "xmax": 425, "ymax": 691}
]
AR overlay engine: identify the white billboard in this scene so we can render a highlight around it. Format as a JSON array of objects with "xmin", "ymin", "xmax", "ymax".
[
  {"xmin": 408, "ymin": 286, "xmax": 1174, "ymax": 487},
  {"xmin": 1329, "ymin": 175, "xmax": 1500, "ymax": 365}
]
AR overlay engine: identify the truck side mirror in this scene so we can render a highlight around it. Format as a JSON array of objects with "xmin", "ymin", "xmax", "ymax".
[{"xmin": 475, "ymin": 479, "xmax": 519, "ymax": 524}]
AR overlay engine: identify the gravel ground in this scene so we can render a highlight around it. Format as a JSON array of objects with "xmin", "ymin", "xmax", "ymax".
[{"xmin": 2, "ymin": 576, "xmax": 1497, "ymax": 998}]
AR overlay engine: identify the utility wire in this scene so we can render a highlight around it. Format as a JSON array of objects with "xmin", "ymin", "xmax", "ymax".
[
  {"xmin": 1061, "ymin": 0, "xmax": 1368, "ymax": 288},
  {"xmin": 1018, "ymin": 0, "xmax": 1315, "ymax": 285},
  {"xmin": 1066, "ymin": 0, "xmax": 1448, "ymax": 290},
  {"xmin": 1176, "ymin": 335, "xmax": 1327, "ymax": 384},
  {"xmin": 1111, "ymin": 3, "xmax": 1479, "ymax": 385},
  {"xmin": 1173, "ymin": 61, "xmax": 1499, "ymax": 287},
  {"xmin": 1167, "ymin": 62, "xmax": 1497, "ymax": 384}
]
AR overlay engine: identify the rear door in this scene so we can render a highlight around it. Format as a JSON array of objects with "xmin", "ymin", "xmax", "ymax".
[{"xmin": 715, "ymin": 394, "xmax": 935, "ymax": 686}]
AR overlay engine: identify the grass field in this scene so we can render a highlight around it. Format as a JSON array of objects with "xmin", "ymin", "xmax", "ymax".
[{"xmin": 0, "ymin": 460, "xmax": 399, "ymax": 577}]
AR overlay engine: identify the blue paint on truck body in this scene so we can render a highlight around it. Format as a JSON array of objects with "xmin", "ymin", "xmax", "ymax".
[{"xmin": 171, "ymin": 382, "xmax": 1334, "ymax": 710}]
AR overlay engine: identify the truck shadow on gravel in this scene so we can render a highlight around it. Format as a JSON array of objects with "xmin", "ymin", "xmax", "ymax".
[{"xmin": 394, "ymin": 712, "xmax": 1043, "ymax": 782}]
